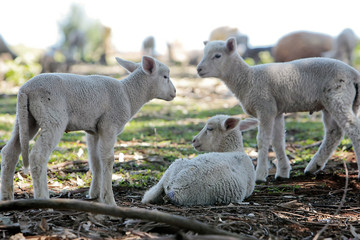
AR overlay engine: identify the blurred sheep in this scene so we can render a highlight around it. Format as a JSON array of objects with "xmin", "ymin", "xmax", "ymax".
[
  {"xmin": 142, "ymin": 36, "xmax": 156, "ymax": 57},
  {"xmin": 272, "ymin": 31, "xmax": 333, "ymax": 62},
  {"xmin": 209, "ymin": 26, "xmax": 248, "ymax": 55},
  {"xmin": 167, "ymin": 40, "xmax": 188, "ymax": 64},
  {"xmin": 40, "ymin": 47, "xmax": 69, "ymax": 73},
  {"xmin": 322, "ymin": 28, "xmax": 359, "ymax": 65},
  {"xmin": 64, "ymin": 29, "xmax": 86, "ymax": 64}
]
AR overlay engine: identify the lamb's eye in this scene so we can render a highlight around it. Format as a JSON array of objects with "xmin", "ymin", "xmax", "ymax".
[
  {"xmin": 207, "ymin": 127, "xmax": 214, "ymax": 132},
  {"xmin": 164, "ymin": 75, "xmax": 168, "ymax": 79},
  {"xmin": 215, "ymin": 54, "xmax": 221, "ymax": 59}
]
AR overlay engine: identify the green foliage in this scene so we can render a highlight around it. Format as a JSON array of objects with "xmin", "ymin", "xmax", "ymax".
[
  {"xmin": 258, "ymin": 51, "xmax": 274, "ymax": 64},
  {"xmin": 58, "ymin": 4, "xmax": 106, "ymax": 63},
  {"xmin": 0, "ymin": 96, "xmax": 17, "ymax": 114},
  {"xmin": 286, "ymin": 120, "xmax": 324, "ymax": 142},
  {"xmin": 4, "ymin": 57, "xmax": 41, "ymax": 86},
  {"xmin": 353, "ymin": 43, "xmax": 360, "ymax": 67}
]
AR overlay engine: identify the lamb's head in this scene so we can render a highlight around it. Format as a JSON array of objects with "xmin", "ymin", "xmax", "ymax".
[
  {"xmin": 192, "ymin": 115, "xmax": 258, "ymax": 152},
  {"xmin": 197, "ymin": 37, "xmax": 239, "ymax": 79},
  {"xmin": 116, "ymin": 56, "xmax": 176, "ymax": 101}
]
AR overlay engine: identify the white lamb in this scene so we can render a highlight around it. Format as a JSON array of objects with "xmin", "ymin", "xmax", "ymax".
[
  {"xmin": 0, "ymin": 56, "xmax": 176, "ymax": 205},
  {"xmin": 142, "ymin": 115, "xmax": 258, "ymax": 206},
  {"xmin": 197, "ymin": 37, "xmax": 360, "ymax": 182}
]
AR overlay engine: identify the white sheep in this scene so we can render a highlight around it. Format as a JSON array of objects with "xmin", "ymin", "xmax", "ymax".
[
  {"xmin": 142, "ymin": 115, "xmax": 258, "ymax": 206},
  {"xmin": 197, "ymin": 37, "xmax": 360, "ymax": 182},
  {"xmin": 322, "ymin": 28, "xmax": 358, "ymax": 65},
  {"xmin": 0, "ymin": 56, "xmax": 176, "ymax": 205}
]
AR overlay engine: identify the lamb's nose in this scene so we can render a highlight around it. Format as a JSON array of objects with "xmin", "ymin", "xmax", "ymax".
[
  {"xmin": 197, "ymin": 66, "xmax": 202, "ymax": 73},
  {"xmin": 192, "ymin": 138, "xmax": 196, "ymax": 143}
]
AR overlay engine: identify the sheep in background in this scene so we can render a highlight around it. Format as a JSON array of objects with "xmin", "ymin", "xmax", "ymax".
[
  {"xmin": 166, "ymin": 41, "xmax": 203, "ymax": 66},
  {"xmin": 322, "ymin": 28, "xmax": 358, "ymax": 65},
  {"xmin": 167, "ymin": 40, "xmax": 189, "ymax": 65},
  {"xmin": 63, "ymin": 29, "xmax": 86, "ymax": 65},
  {"xmin": 40, "ymin": 47, "xmax": 69, "ymax": 73},
  {"xmin": 0, "ymin": 56, "xmax": 176, "ymax": 205},
  {"xmin": 142, "ymin": 36, "xmax": 156, "ymax": 57},
  {"xmin": 142, "ymin": 115, "xmax": 258, "ymax": 206},
  {"xmin": 209, "ymin": 26, "xmax": 248, "ymax": 55},
  {"xmin": 197, "ymin": 37, "xmax": 360, "ymax": 182},
  {"xmin": 272, "ymin": 31, "xmax": 333, "ymax": 62}
]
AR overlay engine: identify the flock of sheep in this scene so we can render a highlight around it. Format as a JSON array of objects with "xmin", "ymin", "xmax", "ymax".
[{"xmin": 1, "ymin": 26, "xmax": 360, "ymax": 207}]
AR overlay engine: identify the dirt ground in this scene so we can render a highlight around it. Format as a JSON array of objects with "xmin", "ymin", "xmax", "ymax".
[
  {"xmin": 1, "ymin": 64, "xmax": 360, "ymax": 240},
  {"xmin": 1, "ymin": 157, "xmax": 359, "ymax": 240}
]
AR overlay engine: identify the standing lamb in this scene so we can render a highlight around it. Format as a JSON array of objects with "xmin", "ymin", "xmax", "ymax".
[
  {"xmin": 197, "ymin": 37, "xmax": 360, "ymax": 182},
  {"xmin": 0, "ymin": 56, "xmax": 176, "ymax": 205},
  {"xmin": 142, "ymin": 115, "xmax": 258, "ymax": 206}
]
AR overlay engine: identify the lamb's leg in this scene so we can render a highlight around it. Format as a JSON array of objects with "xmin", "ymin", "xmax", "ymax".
[
  {"xmin": 305, "ymin": 110, "xmax": 344, "ymax": 174},
  {"xmin": 1, "ymin": 122, "xmax": 21, "ymax": 200},
  {"xmin": 98, "ymin": 133, "xmax": 117, "ymax": 205},
  {"xmin": 30, "ymin": 126, "xmax": 65, "ymax": 199},
  {"xmin": 328, "ymin": 109, "xmax": 360, "ymax": 178},
  {"xmin": 86, "ymin": 133, "xmax": 101, "ymax": 201},
  {"xmin": 272, "ymin": 114, "xmax": 291, "ymax": 179},
  {"xmin": 1, "ymin": 119, "xmax": 39, "ymax": 200},
  {"xmin": 256, "ymin": 115, "xmax": 275, "ymax": 182}
]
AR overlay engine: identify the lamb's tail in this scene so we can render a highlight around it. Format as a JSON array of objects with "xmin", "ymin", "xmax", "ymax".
[
  {"xmin": 142, "ymin": 179, "xmax": 165, "ymax": 204},
  {"xmin": 17, "ymin": 91, "xmax": 30, "ymax": 173}
]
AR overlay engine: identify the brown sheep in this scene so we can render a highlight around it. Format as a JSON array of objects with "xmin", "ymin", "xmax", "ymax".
[
  {"xmin": 209, "ymin": 26, "xmax": 248, "ymax": 54},
  {"xmin": 272, "ymin": 31, "xmax": 333, "ymax": 62}
]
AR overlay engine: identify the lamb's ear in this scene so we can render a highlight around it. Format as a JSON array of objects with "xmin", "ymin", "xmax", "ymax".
[
  {"xmin": 239, "ymin": 118, "xmax": 258, "ymax": 132},
  {"xmin": 116, "ymin": 57, "xmax": 139, "ymax": 73},
  {"xmin": 223, "ymin": 117, "xmax": 241, "ymax": 131},
  {"xmin": 203, "ymin": 41, "xmax": 208, "ymax": 46},
  {"xmin": 226, "ymin": 37, "xmax": 237, "ymax": 54},
  {"xmin": 141, "ymin": 56, "xmax": 157, "ymax": 75}
]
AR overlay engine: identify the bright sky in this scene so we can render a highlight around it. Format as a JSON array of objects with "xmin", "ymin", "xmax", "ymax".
[{"xmin": 1, "ymin": 0, "xmax": 359, "ymax": 54}]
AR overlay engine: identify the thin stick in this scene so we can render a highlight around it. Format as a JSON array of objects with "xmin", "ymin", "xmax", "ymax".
[
  {"xmin": 0, "ymin": 199, "xmax": 256, "ymax": 240},
  {"xmin": 313, "ymin": 160, "xmax": 349, "ymax": 240}
]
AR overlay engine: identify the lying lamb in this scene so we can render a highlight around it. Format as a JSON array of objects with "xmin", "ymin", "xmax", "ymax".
[
  {"xmin": 1, "ymin": 56, "xmax": 176, "ymax": 205},
  {"xmin": 142, "ymin": 115, "xmax": 258, "ymax": 206},
  {"xmin": 197, "ymin": 37, "xmax": 360, "ymax": 182}
]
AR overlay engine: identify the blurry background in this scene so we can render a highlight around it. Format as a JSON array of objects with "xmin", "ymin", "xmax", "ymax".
[{"xmin": 1, "ymin": 0, "xmax": 360, "ymax": 89}]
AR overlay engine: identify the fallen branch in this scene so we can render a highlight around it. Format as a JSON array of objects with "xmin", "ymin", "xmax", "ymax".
[
  {"xmin": 313, "ymin": 160, "xmax": 349, "ymax": 240},
  {"xmin": 0, "ymin": 199, "xmax": 256, "ymax": 240},
  {"xmin": 299, "ymin": 141, "xmax": 322, "ymax": 150},
  {"xmin": 49, "ymin": 160, "xmax": 88, "ymax": 170}
]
